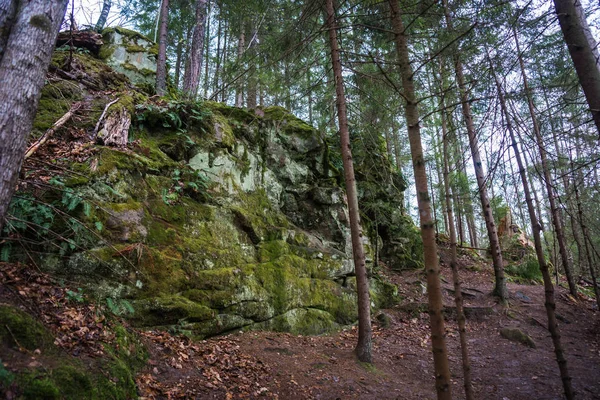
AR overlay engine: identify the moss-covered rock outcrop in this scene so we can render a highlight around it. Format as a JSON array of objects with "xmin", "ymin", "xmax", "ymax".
[{"xmin": 4, "ymin": 33, "xmax": 421, "ymax": 339}]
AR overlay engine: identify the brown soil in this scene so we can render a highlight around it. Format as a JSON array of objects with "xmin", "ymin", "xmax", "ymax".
[
  {"xmin": 2, "ymin": 250, "xmax": 599, "ymax": 399},
  {"xmin": 135, "ymin": 250, "xmax": 600, "ymax": 400}
]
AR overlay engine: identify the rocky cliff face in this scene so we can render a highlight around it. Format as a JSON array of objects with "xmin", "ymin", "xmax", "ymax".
[{"xmin": 3, "ymin": 30, "xmax": 422, "ymax": 338}]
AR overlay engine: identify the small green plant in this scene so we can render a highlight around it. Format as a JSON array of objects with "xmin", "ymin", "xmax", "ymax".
[
  {"xmin": 136, "ymin": 99, "xmax": 211, "ymax": 133},
  {"xmin": 0, "ymin": 359, "xmax": 14, "ymax": 388},
  {"xmin": 66, "ymin": 288, "xmax": 85, "ymax": 303},
  {"xmin": 106, "ymin": 298, "xmax": 135, "ymax": 316}
]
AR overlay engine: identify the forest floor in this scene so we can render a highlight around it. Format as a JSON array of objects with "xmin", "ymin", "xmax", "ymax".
[{"xmin": 1, "ymin": 247, "xmax": 599, "ymax": 399}]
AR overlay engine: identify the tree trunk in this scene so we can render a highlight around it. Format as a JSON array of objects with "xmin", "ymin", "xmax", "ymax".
[
  {"xmin": 442, "ymin": 0, "xmax": 507, "ymax": 301},
  {"xmin": 488, "ymin": 49, "xmax": 574, "ymax": 399},
  {"xmin": 513, "ymin": 27, "xmax": 578, "ymax": 296},
  {"xmin": 203, "ymin": 0, "xmax": 211, "ymax": 98},
  {"xmin": 155, "ymin": 0, "xmax": 170, "ymax": 96},
  {"xmin": 0, "ymin": 1, "xmax": 18, "ymax": 60},
  {"xmin": 325, "ymin": 0, "xmax": 372, "ymax": 364},
  {"xmin": 441, "ymin": 96, "xmax": 473, "ymax": 400},
  {"xmin": 235, "ymin": 30, "xmax": 245, "ymax": 107},
  {"xmin": 174, "ymin": 33, "xmax": 183, "ymax": 89},
  {"xmin": 389, "ymin": 0, "xmax": 452, "ymax": 397},
  {"xmin": 183, "ymin": 0, "xmax": 207, "ymax": 98},
  {"xmin": 246, "ymin": 24, "xmax": 258, "ymax": 109},
  {"xmin": 553, "ymin": 0, "xmax": 600, "ymax": 136},
  {"xmin": 94, "ymin": 0, "xmax": 111, "ymax": 31},
  {"xmin": 0, "ymin": 0, "xmax": 69, "ymax": 233}
]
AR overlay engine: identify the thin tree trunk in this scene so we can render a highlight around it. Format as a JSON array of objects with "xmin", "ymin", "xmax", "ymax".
[
  {"xmin": 183, "ymin": 0, "xmax": 207, "ymax": 98},
  {"xmin": 488, "ymin": 50, "xmax": 574, "ymax": 399},
  {"xmin": 203, "ymin": 0, "xmax": 211, "ymax": 98},
  {"xmin": 174, "ymin": 33, "xmax": 183, "ymax": 89},
  {"xmin": 513, "ymin": 27, "xmax": 578, "ymax": 296},
  {"xmin": 442, "ymin": 0, "xmax": 507, "ymax": 300},
  {"xmin": 246, "ymin": 24, "xmax": 258, "ymax": 109},
  {"xmin": 441, "ymin": 96, "xmax": 474, "ymax": 400},
  {"xmin": 325, "ymin": 0, "xmax": 372, "ymax": 364},
  {"xmin": 155, "ymin": 0, "xmax": 169, "ymax": 96},
  {"xmin": 235, "ymin": 30, "xmax": 245, "ymax": 107},
  {"xmin": 571, "ymin": 156, "xmax": 600, "ymax": 308},
  {"xmin": 213, "ymin": 14, "xmax": 222, "ymax": 97},
  {"xmin": 553, "ymin": 0, "xmax": 600, "ymax": 136},
  {"xmin": 389, "ymin": 1, "xmax": 452, "ymax": 397},
  {"xmin": 94, "ymin": 0, "xmax": 111, "ymax": 31},
  {"xmin": 0, "ymin": 0, "xmax": 69, "ymax": 233}
]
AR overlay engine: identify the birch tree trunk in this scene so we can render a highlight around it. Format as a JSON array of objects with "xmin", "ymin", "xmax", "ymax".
[
  {"xmin": 325, "ymin": 0, "xmax": 372, "ymax": 363},
  {"xmin": 94, "ymin": 0, "xmax": 111, "ymax": 31},
  {"xmin": 183, "ymin": 0, "xmax": 208, "ymax": 98},
  {"xmin": 488, "ymin": 50, "xmax": 574, "ymax": 399},
  {"xmin": 155, "ymin": 0, "xmax": 169, "ymax": 96},
  {"xmin": 0, "ymin": 0, "xmax": 69, "ymax": 233},
  {"xmin": 553, "ymin": 0, "xmax": 600, "ymax": 136},
  {"xmin": 389, "ymin": 0, "xmax": 452, "ymax": 397}
]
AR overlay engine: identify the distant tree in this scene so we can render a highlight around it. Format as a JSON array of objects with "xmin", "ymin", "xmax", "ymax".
[
  {"xmin": 156, "ymin": 0, "xmax": 170, "ymax": 96},
  {"xmin": 95, "ymin": 0, "xmax": 112, "ymax": 31},
  {"xmin": 325, "ymin": 0, "xmax": 373, "ymax": 363},
  {"xmin": 0, "ymin": 0, "xmax": 69, "ymax": 233},
  {"xmin": 182, "ymin": 0, "xmax": 208, "ymax": 98}
]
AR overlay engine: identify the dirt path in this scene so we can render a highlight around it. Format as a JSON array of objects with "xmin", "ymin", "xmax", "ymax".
[{"xmin": 135, "ymin": 262, "xmax": 600, "ymax": 399}]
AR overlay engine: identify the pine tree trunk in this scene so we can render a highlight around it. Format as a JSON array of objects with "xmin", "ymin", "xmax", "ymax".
[
  {"xmin": 442, "ymin": 0, "xmax": 507, "ymax": 300},
  {"xmin": 246, "ymin": 24, "xmax": 258, "ymax": 109},
  {"xmin": 0, "ymin": 0, "xmax": 69, "ymax": 233},
  {"xmin": 441, "ymin": 99, "xmax": 473, "ymax": 400},
  {"xmin": 488, "ymin": 50, "xmax": 574, "ymax": 399},
  {"xmin": 513, "ymin": 27, "xmax": 578, "ymax": 296},
  {"xmin": 155, "ymin": 0, "xmax": 170, "ymax": 96},
  {"xmin": 94, "ymin": 0, "xmax": 111, "ymax": 31},
  {"xmin": 553, "ymin": 0, "xmax": 600, "ymax": 136},
  {"xmin": 325, "ymin": 0, "xmax": 372, "ymax": 364},
  {"xmin": 183, "ymin": 0, "xmax": 207, "ymax": 98},
  {"xmin": 389, "ymin": 1, "xmax": 452, "ymax": 397}
]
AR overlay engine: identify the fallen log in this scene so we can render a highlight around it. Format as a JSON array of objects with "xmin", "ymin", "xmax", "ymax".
[{"xmin": 56, "ymin": 30, "xmax": 103, "ymax": 55}]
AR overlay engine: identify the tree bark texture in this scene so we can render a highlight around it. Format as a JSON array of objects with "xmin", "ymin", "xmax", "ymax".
[
  {"xmin": 183, "ymin": 0, "xmax": 207, "ymax": 98},
  {"xmin": 94, "ymin": 0, "xmax": 111, "ymax": 31},
  {"xmin": 325, "ymin": 0, "xmax": 372, "ymax": 364},
  {"xmin": 155, "ymin": 0, "xmax": 169, "ymax": 96},
  {"xmin": 0, "ymin": 0, "xmax": 68, "ymax": 233},
  {"xmin": 513, "ymin": 27, "xmax": 578, "ymax": 297},
  {"xmin": 442, "ymin": 0, "xmax": 507, "ymax": 301},
  {"xmin": 389, "ymin": 1, "xmax": 452, "ymax": 397},
  {"xmin": 488, "ymin": 51, "xmax": 574, "ymax": 399},
  {"xmin": 235, "ymin": 30, "xmax": 245, "ymax": 107},
  {"xmin": 553, "ymin": 0, "xmax": 600, "ymax": 136}
]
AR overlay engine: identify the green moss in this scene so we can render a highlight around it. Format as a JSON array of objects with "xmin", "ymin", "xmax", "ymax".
[
  {"xmin": 500, "ymin": 327, "xmax": 536, "ymax": 348},
  {"xmin": 29, "ymin": 15, "xmax": 51, "ymax": 32},
  {"xmin": 0, "ymin": 305, "xmax": 53, "ymax": 351},
  {"xmin": 122, "ymin": 62, "xmax": 138, "ymax": 72},
  {"xmin": 32, "ymin": 80, "xmax": 83, "ymax": 134},
  {"xmin": 132, "ymin": 295, "xmax": 215, "ymax": 326},
  {"xmin": 204, "ymin": 101, "xmax": 257, "ymax": 125},
  {"xmin": 263, "ymin": 106, "xmax": 316, "ymax": 138},
  {"xmin": 126, "ymin": 44, "xmax": 146, "ymax": 53},
  {"xmin": 97, "ymin": 44, "xmax": 116, "ymax": 60},
  {"xmin": 139, "ymin": 68, "xmax": 155, "ymax": 77},
  {"xmin": 21, "ymin": 375, "xmax": 60, "ymax": 399}
]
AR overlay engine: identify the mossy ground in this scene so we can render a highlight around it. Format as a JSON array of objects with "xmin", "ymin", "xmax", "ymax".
[{"xmin": 0, "ymin": 304, "xmax": 146, "ymax": 399}]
